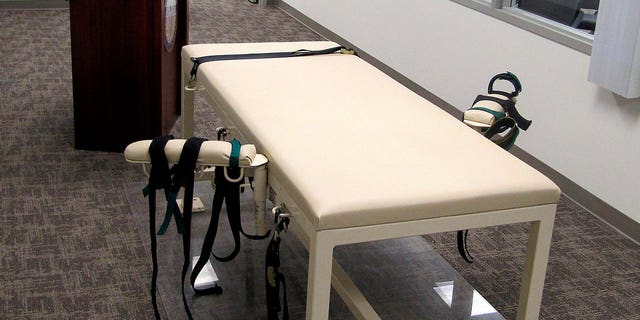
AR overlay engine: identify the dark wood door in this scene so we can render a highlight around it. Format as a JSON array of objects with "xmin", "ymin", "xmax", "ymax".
[{"xmin": 70, "ymin": 0, "xmax": 188, "ymax": 152}]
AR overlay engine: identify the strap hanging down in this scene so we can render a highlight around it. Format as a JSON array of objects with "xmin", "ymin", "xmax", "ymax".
[
  {"xmin": 266, "ymin": 215, "xmax": 290, "ymax": 320},
  {"xmin": 142, "ymin": 135, "xmax": 174, "ymax": 320},
  {"xmin": 195, "ymin": 139, "xmax": 270, "ymax": 265},
  {"xmin": 173, "ymin": 136, "xmax": 208, "ymax": 320},
  {"xmin": 190, "ymin": 46, "xmax": 352, "ymax": 81},
  {"xmin": 456, "ymin": 230, "xmax": 474, "ymax": 264}
]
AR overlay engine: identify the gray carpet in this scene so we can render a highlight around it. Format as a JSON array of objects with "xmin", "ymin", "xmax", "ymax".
[
  {"xmin": 425, "ymin": 196, "xmax": 640, "ymax": 320},
  {"xmin": 0, "ymin": 0, "xmax": 639, "ymax": 319}
]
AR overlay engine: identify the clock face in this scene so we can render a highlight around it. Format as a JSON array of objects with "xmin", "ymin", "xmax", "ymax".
[{"xmin": 164, "ymin": 0, "xmax": 177, "ymax": 51}]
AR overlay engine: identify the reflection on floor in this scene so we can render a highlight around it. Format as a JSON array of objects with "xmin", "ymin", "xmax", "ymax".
[{"xmin": 433, "ymin": 281, "xmax": 498, "ymax": 317}]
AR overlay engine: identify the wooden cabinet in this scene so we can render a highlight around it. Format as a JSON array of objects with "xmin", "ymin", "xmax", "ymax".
[{"xmin": 70, "ymin": 0, "xmax": 188, "ymax": 152}]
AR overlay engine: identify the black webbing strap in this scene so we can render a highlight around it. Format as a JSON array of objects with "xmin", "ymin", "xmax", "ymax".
[
  {"xmin": 266, "ymin": 217, "xmax": 290, "ymax": 320},
  {"xmin": 142, "ymin": 135, "xmax": 174, "ymax": 320},
  {"xmin": 456, "ymin": 230, "xmax": 474, "ymax": 264},
  {"xmin": 190, "ymin": 46, "xmax": 350, "ymax": 82},
  {"xmin": 171, "ymin": 136, "xmax": 207, "ymax": 320},
  {"xmin": 488, "ymin": 71, "xmax": 522, "ymax": 98},
  {"xmin": 198, "ymin": 140, "xmax": 270, "ymax": 264},
  {"xmin": 503, "ymin": 101, "xmax": 531, "ymax": 131},
  {"xmin": 484, "ymin": 117, "xmax": 519, "ymax": 150}
]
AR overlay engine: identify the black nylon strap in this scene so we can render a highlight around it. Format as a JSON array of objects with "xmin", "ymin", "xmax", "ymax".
[
  {"xmin": 201, "ymin": 166, "xmax": 270, "ymax": 264},
  {"xmin": 147, "ymin": 185, "xmax": 161, "ymax": 319},
  {"xmin": 266, "ymin": 235, "xmax": 289, "ymax": 320},
  {"xmin": 456, "ymin": 230, "xmax": 474, "ymax": 264},
  {"xmin": 484, "ymin": 117, "xmax": 519, "ymax": 150},
  {"xmin": 147, "ymin": 135, "xmax": 174, "ymax": 189},
  {"xmin": 502, "ymin": 102, "xmax": 531, "ymax": 131},
  {"xmin": 173, "ymin": 137, "xmax": 207, "ymax": 320},
  {"xmin": 488, "ymin": 71, "xmax": 522, "ymax": 97},
  {"xmin": 144, "ymin": 135, "xmax": 174, "ymax": 320},
  {"xmin": 189, "ymin": 168, "xmax": 226, "ymax": 294},
  {"xmin": 190, "ymin": 46, "xmax": 348, "ymax": 81}
]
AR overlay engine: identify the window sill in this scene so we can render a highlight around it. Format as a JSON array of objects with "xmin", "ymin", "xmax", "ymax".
[{"xmin": 450, "ymin": 0, "xmax": 593, "ymax": 55}]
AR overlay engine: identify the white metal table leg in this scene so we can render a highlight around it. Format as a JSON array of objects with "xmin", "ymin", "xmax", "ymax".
[
  {"xmin": 516, "ymin": 206, "xmax": 556, "ymax": 320},
  {"xmin": 252, "ymin": 163, "xmax": 268, "ymax": 234},
  {"xmin": 331, "ymin": 260, "xmax": 381, "ymax": 320},
  {"xmin": 181, "ymin": 70, "xmax": 195, "ymax": 139},
  {"xmin": 306, "ymin": 231, "xmax": 335, "ymax": 320}
]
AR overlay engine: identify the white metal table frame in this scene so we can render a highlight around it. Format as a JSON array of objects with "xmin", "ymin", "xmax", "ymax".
[{"xmin": 180, "ymin": 48, "xmax": 556, "ymax": 320}]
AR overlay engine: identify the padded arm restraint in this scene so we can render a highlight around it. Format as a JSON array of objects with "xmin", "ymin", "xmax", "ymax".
[
  {"xmin": 127, "ymin": 138, "xmax": 262, "ymax": 320},
  {"xmin": 125, "ymin": 139, "xmax": 257, "ymax": 167},
  {"xmin": 463, "ymin": 72, "xmax": 531, "ymax": 131}
]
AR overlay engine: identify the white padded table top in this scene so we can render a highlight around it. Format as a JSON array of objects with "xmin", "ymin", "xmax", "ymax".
[{"xmin": 183, "ymin": 41, "xmax": 560, "ymax": 231}]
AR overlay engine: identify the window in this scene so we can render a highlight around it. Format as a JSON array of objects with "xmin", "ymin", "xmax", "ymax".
[
  {"xmin": 512, "ymin": 0, "xmax": 599, "ymax": 34},
  {"xmin": 453, "ymin": 0, "xmax": 640, "ymax": 98},
  {"xmin": 451, "ymin": 0, "xmax": 600, "ymax": 54}
]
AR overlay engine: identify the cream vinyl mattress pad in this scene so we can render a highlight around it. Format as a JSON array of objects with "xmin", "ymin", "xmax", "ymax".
[{"xmin": 182, "ymin": 41, "xmax": 560, "ymax": 231}]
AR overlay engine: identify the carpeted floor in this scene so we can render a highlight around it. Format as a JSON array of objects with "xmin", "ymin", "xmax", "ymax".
[
  {"xmin": 124, "ymin": 180, "xmax": 507, "ymax": 320},
  {"xmin": 0, "ymin": 1, "xmax": 638, "ymax": 319}
]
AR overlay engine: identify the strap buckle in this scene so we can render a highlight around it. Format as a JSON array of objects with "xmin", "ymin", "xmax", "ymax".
[
  {"xmin": 339, "ymin": 48, "xmax": 356, "ymax": 55},
  {"xmin": 272, "ymin": 205, "xmax": 291, "ymax": 238}
]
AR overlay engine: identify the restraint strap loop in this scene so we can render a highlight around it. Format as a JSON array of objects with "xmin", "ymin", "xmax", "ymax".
[
  {"xmin": 488, "ymin": 71, "xmax": 522, "ymax": 97},
  {"xmin": 484, "ymin": 117, "xmax": 520, "ymax": 150},
  {"xmin": 206, "ymin": 166, "xmax": 271, "ymax": 264}
]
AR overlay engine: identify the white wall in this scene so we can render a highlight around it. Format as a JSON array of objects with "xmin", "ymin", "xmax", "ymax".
[{"xmin": 284, "ymin": 0, "xmax": 640, "ymax": 223}]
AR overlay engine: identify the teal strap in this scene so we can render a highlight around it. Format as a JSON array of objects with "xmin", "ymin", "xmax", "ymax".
[
  {"xmin": 157, "ymin": 191, "xmax": 178, "ymax": 235},
  {"xmin": 469, "ymin": 106, "xmax": 505, "ymax": 120},
  {"xmin": 229, "ymin": 139, "xmax": 241, "ymax": 168}
]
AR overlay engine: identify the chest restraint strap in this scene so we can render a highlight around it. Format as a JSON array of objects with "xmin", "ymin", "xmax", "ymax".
[
  {"xmin": 189, "ymin": 46, "xmax": 354, "ymax": 83},
  {"xmin": 143, "ymin": 135, "xmax": 176, "ymax": 319}
]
